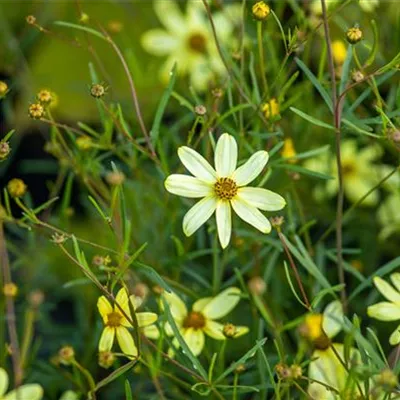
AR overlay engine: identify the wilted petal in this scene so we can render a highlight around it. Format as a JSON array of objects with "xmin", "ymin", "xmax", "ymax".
[
  {"xmin": 5, "ymin": 384, "xmax": 43, "ymax": 400},
  {"xmin": 237, "ymin": 187, "xmax": 286, "ymax": 211},
  {"xmin": 373, "ymin": 276, "xmax": 400, "ymax": 303},
  {"xmin": 367, "ymin": 302, "xmax": 400, "ymax": 321},
  {"xmin": 99, "ymin": 327, "xmax": 115, "ymax": 352},
  {"xmin": 116, "ymin": 327, "xmax": 137, "ymax": 358},
  {"xmin": 231, "ymin": 197, "xmax": 271, "ymax": 233},
  {"xmin": 183, "ymin": 328, "xmax": 205, "ymax": 356},
  {"xmin": 322, "ymin": 300, "xmax": 343, "ymax": 339},
  {"xmin": 178, "ymin": 146, "xmax": 216, "ymax": 183},
  {"xmin": 97, "ymin": 296, "xmax": 113, "ymax": 323},
  {"xmin": 202, "ymin": 287, "xmax": 241, "ymax": 320},
  {"xmin": 165, "ymin": 174, "xmax": 213, "ymax": 198},
  {"xmin": 214, "ymin": 133, "xmax": 238, "ymax": 177},
  {"xmin": 183, "ymin": 196, "xmax": 217, "ymax": 236},
  {"xmin": 231, "ymin": 151, "xmax": 269, "ymax": 186},
  {"xmin": 141, "ymin": 30, "xmax": 179, "ymax": 56},
  {"xmin": 162, "ymin": 291, "xmax": 188, "ymax": 321},
  {"xmin": 136, "ymin": 312, "xmax": 158, "ymax": 328},
  {"xmin": 216, "ymin": 200, "xmax": 232, "ymax": 249}
]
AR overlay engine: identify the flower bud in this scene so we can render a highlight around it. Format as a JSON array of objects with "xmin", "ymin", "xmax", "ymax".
[
  {"xmin": 351, "ymin": 69, "xmax": 365, "ymax": 83},
  {"xmin": 247, "ymin": 276, "xmax": 266, "ymax": 296},
  {"xmin": 3, "ymin": 283, "xmax": 18, "ymax": 297},
  {"xmin": 90, "ymin": 84, "xmax": 106, "ymax": 98},
  {"xmin": 194, "ymin": 105, "xmax": 207, "ymax": 116},
  {"xmin": 7, "ymin": 178, "xmax": 27, "ymax": 198},
  {"xmin": 28, "ymin": 103, "xmax": 45, "ymax": 119},
  {"xmin": 37, "ymin": 89, "xmax": 53, "ymax": 106},
  {"xmin": 0, "ymin": 142, "xmax": 11, "ymax": 160},
  {"xmin": 252, "ymin": 1, "xmax": 271, "ymax": 21},
  {"xmin": 281, "ymin": 138, "xmax": 296, "ymax": 162},
  {"xmin": 98, "ymin": 351, "xmax": 116, "ymax": 369},
  {"xmin": 26, "ymin": 15, "xmax": 36, "ymax": 25},
  {"xmin": 58, "ymin": 346, "xmax": 75, "ymax": 365},
  {"xmin": 105, "ymin": 171, "xmax": 125, "ymax": 186},
  {"xmin": 28, "ymin": 290, "xmax": 45, "ymax": 308},
  {"xmin": 262, "ymin": 98, "xmax": 279, "ymax": 119},
  {"xmin": 346, "ymin": 26, "xmax": 363, "ymax": 44},
  {"xmin": 223, "ymin": 323, "xmax": 238, "ymax": 338}
]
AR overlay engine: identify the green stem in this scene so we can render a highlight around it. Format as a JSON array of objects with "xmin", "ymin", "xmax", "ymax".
[{"xmin": 257, "ymin": 21, "xmax": 270, "ymax": 97}]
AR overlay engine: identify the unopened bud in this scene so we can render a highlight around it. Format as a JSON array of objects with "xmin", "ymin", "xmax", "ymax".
[
  {"xmin": 252, "ymin": 1, "xmax": 271, "ymax": 20},
  {"xmin": 7, "ymin": 178, "xmax": 27, "ymax": 198},
  {"xmin": 98, "ymin": 351, "xmax": 116, "ymax": 369},
  {"xmin": 194, "ymin": 105, "xmax": 207, "ymax": 116},
  {"xmin": 248, "ymin": 276, "xmax": 266, "ymax": 296},
  {"xmin": 58, "ymin": 346, "xmax": 75, "ymax": 365},
  {"xmin": 90, "ymin": 84, "xmax": 106, "ymax": 98},
  {"xmin": 37, "ymin": 89, "xmax": 53, "ymax": 106},
  {"xmin": 75, "ymin": 136, "xmax": 93, "ymax": 150},
  {"xmin": 351, "ymin": 70, "xmax": 365, "ymax": 83},
  {"xmin": 105, "ymin": 171, "xmax": 125, "ymax": 186},
  {"xmin": 28, "ymin": 290, "xmax": 45, "ymax": 307},
  {"xmin": 0, "ymin": 142, "xmax": 11, "ymax": 160},
  {"xmin": 223, "ymin": 323, "xmax": 238, "ymax": 338},
  {"xmin": 28, "ymin": 103, "xmax": 45, "ymax": 119},
  {"xmin": 346, "ymin": 26, "xmax": 363, "ymax": 44}
]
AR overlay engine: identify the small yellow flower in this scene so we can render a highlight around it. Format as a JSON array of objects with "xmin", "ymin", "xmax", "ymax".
[
  {"xmin": 346, "ymin": 26, "xmax": 363, "ymax": 44},
  {"xmin": 28, "ymin": 103, "xmax": 45, "ymax": 119},
  {"xmin": 3, "ymin": 283, "xmax": 18, "ymax": 297},
  {"xmin": 262, "ymin": 98, "xmax": 279, "ymax": 119},
  {"xmin": 332, "ymin": 40, "xmax": 347, "ymax": 65},
  {"xmin": 36, "ymin": 89, "xmax": 53, "ymax": 105},
  {"xmin": 162, "ymin": 287, "xmax": 248, "ymax": 356},
  {"xmin": 0, "ymin": 368, "xmax": 43, "ymax": 400},
  {"xmin": 252, "ymin": 1, "xmax": 271, "ymax": 21},
  {"xmin": 281, "ymin": 138, "xmax": 296, "ymax": 162},
  {"xmin": 97, "ymin": 288, "xmax": 158, "ymax": 358},
  {"xmin": 0, "ymin": 81, "xmax": 8, "ymax": 97},
  {"xmin": 367, "ymin": 274, "xmax": 400, "ymax": 345},
  {"xmin": 7, "ymin": 178, "xmax": 27, "ymax": 198}
]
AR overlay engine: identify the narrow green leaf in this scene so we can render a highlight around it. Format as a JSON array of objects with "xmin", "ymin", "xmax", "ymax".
[
  {"xmin": 54, "ymin": 21, "xmax": 106, "ymax": 40},
  {"xmin": 290, "ymin": 107, "xmax": 335, "ymax": 130},
  {"xmin": 135, "ymin": 262, "xmax": 172, "ymax": 293},
  {"xmin": 93, "ymin": 360, "xmax": 137, "ymax": 392}
]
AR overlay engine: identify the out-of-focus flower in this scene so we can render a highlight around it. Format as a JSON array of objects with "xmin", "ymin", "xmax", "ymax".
[
  {"xmin": 105, "ymin": 171, "xmax": 125, "ymax": 186},
  {"xmin": 141, "ymin": 1, "xmax": 241, "ymax": 91},
  {"xmin": 262, "ymin": 98, "xmax": 279, "ymax": 119},
  {"xmin": 367, "ymin": 274, "xmax": 400, "ymax": 345},
  {"xmin": 3, "ymin": 283, "xmax": 18, "ymax": 297},
  {"xmin": 98, "ymin": 351, "xmax": 116, "ymax": 369},
  {"xmin": 332, "ymin": 40, "xmax": 347, "ymax": 65},
  {"xmin": 7, "ymin": 178, "xmax": 27, "ymax": 198},
  {"xmin": 97, "ymin": 288, "xmax": 158, "ymax": 358},
  {"xmin": 248, "ymin": 276, "xmax": 266, "ymax": 296},
  {"xmin": 36, "ymin": 89, "xmax": 53, "ymax": 106},
  {"xmin": 0, "ymin": 142, "xmax": 11, "ymax": 160},
  {"xmin": 165, "ymin": 133, "xmax": 286, "ymax": 248},
  {"xmin": 303, "ymin": 140, "xmax": 385, "ymax": 206},
  {"xmin": 58, "ymin": 346, "xmax": 75, "ymax": 365},
  {"xmin": 0, "ymin": 81, "xmax": 8, "ymax": 98},
  {"xmin": 162, "ymin": 287, "xmax": 248, "ymax": 356},
  {"xmin": 281, "ymin": 138, "xmax": 296, "ymax": 162},
  {"xmin": 359, "ymin": 0, "xmax": 379, "ymax": 12},
  {"xmin": 75, "ymin": 136, "xmax": 93, "ymax": 150},
  {"xmin": 0, "ymin": 368, "xmax": 43, "ymax": 400}
]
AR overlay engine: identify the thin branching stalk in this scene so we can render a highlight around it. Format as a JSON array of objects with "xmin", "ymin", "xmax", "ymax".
[
  {"xmin": 320, "ymin": 0, "xmax": 347, "ymax": 310},
  {"xmin": 257, "ymin": 21, "xmax": 269, "ymax": 96}
]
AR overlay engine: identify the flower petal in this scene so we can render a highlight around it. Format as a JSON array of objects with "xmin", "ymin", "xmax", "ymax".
[
  {"xmin": 116, "ymin": 327, "xmax": 137, "ymax": 358},
  {"xmin": 183, "ymin": 196, "xmax": 217, "ymax": 236},
  {"xmin": 231, "ymin": 197, "xmax": 271, "ymax": 233},
  {"xmin": 183, "ymin": 328, "xmax": 205, "ymax": 356},
  {"xmin": 234, "ymin": 326, "xmax": 250, "ymax": 338},
  {"xmin": 97, "ymin": 296, "xmax": 112, "ymax": 324},
  {"xmin": 204, "ymin": 320, "xmax": 225, "ymax": 339},
  {"xmin": 237, "ymin": 187, "xmax": 286, "ymax": 211},
  {"xmin": 231, "ymin": 151, "xmax": 269, "ymax": 186},
  {"xmin": 178, "ymin": 146, "xmax": 216, "ymax": 183},
  {"xmin": 165, "ymin": 174, "xmax": 213, "ymax": 198},
  {"xmin": 373, "ymin": 276, "xmax": 400, "ymax": 303},
  {"xmin": 143, "ymin": 325, "xmax": 160, "ymax": 340},
  {"xmin": 322, "ymin": 300, "xmax": 343, "ymax": 339},
  {"xmin": 154, "ymin": 0, "xmax": 186, "ymax": 35},
  {"xmin": 390, "ymin": 325, "xmax": 400, "ymax": 345},
  {"xmin": 391, "ymin": 273, "xmax": 400, "ymax": 292},
  {"xmin": 115, "ymin": 288, "xmax": 132, "ymax": 326},
  {"xmin": 367, "ymin": 302, "xmax": 400, "ymax": 321},
  {"xmin": 216, "ymin": 200, "xmax": 232, "ymax": 249},
  {"xmin": 214, "ymin": 133, "xmax": 238, "ymax": 177},
  {"xmin": 192, "ymin": 297, "xmax": 213, "ymax": 312},
  {"xmin": 202, "ymin": 287, "xmax": 241, "ymax": 320},
  {"xmin": 5, "ymin": 384, "xmax": 43, "ymax": 400},
  {"xmin": 99, "ymin": 327, "xmax": 115, "ymax": 352},
  {"xmin": 141, "ymin": 30, "xmax": 179, "ymax": 56},
  {"xmin": 0, "ymin": 368, "xmax": 8, "ymax": 397},
  {"xmin": 136, "ymin": 312, "xmax": 158, "ymax": 328},
  {"xmin": 162, "ymin": 291, "xmax": 188, "ymax": 321}
]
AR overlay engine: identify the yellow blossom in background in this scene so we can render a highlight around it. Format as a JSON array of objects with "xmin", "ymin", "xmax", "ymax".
[
  {"xmin": 7, "ymin": 178, "xmax": 27, "ymax": 198},
  {"xmin": 76, "ymin": 136, "xmax": 93, "ymax": 150},
  {"xmin": 367, "ymin": 274, "xmax": 400, "ymax": 345},
  {"xmin": 262, "ymin": 98, "xmax": 279, "ymax": 119},
  {"xmin": 165, "ymin": 133, "xmax": 286, "ymax": 248},
  {"xmin": 309, "ymin": 0, "xmax": 339, "ymax": 15},
  {"xmin": 332, "ymin": 40, "xmax": 347, "ymax": 65},
  {"xmin": 141, "ymin": 1, "xmax": 241, "ymax": 91},
  {"xmin": 0, "ymin": 81, "xmax": 8, "ymax": 98},
  {"xmin": 303, "ymin": 140, "xmax": 385, "ymax": 206},
  {"xmin": 359, "ymin": 0, "xmax": 379, "ymax": 12},
  {"xmin": 37, "ymin": 89, "xmax": 53, "ymax": 105},
  {"xmin": 3, "ymin": 283, "xmax": 18, "ymax": 297},
  {"xmin": 0, "ymin": 368, "xmax": 43, "ymax": 400},
  {"xmin": 281, "ymin": 138, "xmax": 296, "ymax": 162},
  {"xmin": 97, "ymin": 288, "xmax": 158, "ymax": 358},
  {"xmin": 162, "ymin": 287, "xmax": 248, "ymax": 356}
]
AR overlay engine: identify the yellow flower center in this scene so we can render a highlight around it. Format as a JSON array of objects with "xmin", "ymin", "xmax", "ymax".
[
  {"xmin": 188, "ymin": 33, "xmax": 207, "ymax": 53},
  {"xmin": 106, "ymin": 312, "xmax": 122, "ymax": 327},
  {"xmin": 214, "ymin": 178, "xmax": 238, "ymax": 200},
  {"xmin": 342, "ymin": 161, "xmax": 356, "ymax": 177},
  {"xmin": 183, "ymin": 311, "xmax": 206, "ymax": 329},
  {"xmin": 303, "ymin": 313, "xmax": 331, "ymax": 350}
]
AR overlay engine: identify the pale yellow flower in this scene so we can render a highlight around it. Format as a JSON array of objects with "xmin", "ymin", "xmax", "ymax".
[
  {"xmin": 304, "ymin": 140, "xmax": 384, "ymax": 206},
  {"xmin": 141, "ymin": 1, "xmax": 240, "ymax": 91},
  {"xmin": 0, "ymin": 368, "xmax": 43, "ymax": 400},
  {"xmin": 165, "ymin": 133, "xmax": 286, "ymax": 248},
  {"xmin": 359, "ymin": 0, "xmax": 379, "ymax": 12},
  {"xmin": 162, "ymin": 287, "xmax": 248, "ymax": 356},
  {"xmin": 97, "ymin": 288, "xmax": 158, "ymax": 358},
  {"xmin": 367, "ymin": 274, "xmax": 400, "ymax": 345}
]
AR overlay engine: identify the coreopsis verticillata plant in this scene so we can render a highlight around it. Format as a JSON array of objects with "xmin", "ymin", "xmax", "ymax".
[
  {"xmin": 141, "ymin": 0, "xmax": 241, "ymax": 91},
  {"xmin": 302, "ymin": 301, "xmax": 362, "ymax": 399},
  {"xmin": 162, "ymin": 287, "xmax": 248, "ymax": 356},
  {"xmin": 165, "ymin": 133, "xmax": 286, "ymax": 248},
  {"xmin": 304, "ymin": 140, "xmax": 385, "ymax": 206},
  {"xmin": 0, "ymin": 368, "xmax": 43, "ymax": 400},
  {"xmin": 367, "ymin": 274, "xmax": 400, "ymax": 345},
  {"xmin": 97, "ymin": 288, "xmax": 158, "ymax": 358}
]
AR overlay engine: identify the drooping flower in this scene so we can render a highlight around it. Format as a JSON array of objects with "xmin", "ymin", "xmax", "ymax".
[
  {"xmin": 0, "ymin": 368, "xmax": 43, "ymax": 400},
  {"xmin": 303, "ymin": 140, "xmax": 385, "ymax": 206},
  {"xmin": 97, "ymin": 288, "xmax": 158, "ymax": 358},
  {"xmin": 165, "ymin": 133, "xmax": 286, "ymax": 248},
  {"xmin": 162, "ymin": 287, "xmax": 248, "ymax": 356},
  {"xmin": 141, "ymin": 1, "xmax": 241, "ymax": 91},
  {"xmin": 302, "ymin": 301, "xmax": 362, "ymax": 399},
  {"xmin": 367, "ymin": 274, "xmax": 400, "ymax": 345}
]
